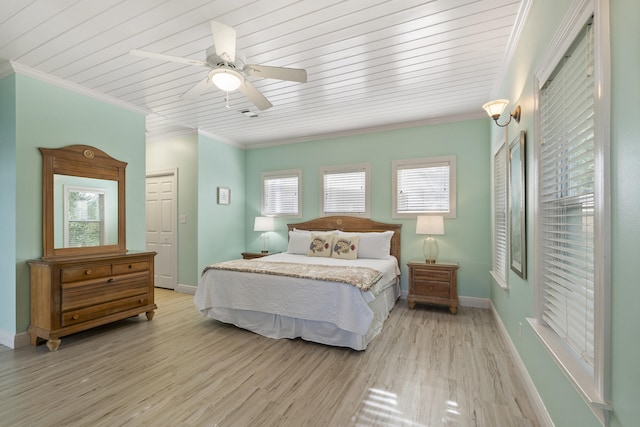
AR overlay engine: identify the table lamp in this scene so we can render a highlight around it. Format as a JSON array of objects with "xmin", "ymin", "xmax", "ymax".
[{"xmin": 254, "ymin": 216, "xmax": 275, "ymax": 253}]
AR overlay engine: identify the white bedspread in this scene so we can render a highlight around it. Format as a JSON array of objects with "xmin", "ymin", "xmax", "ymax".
[{"xmin": 194, "ymin": 253, "xmax": 400, "ymax": 337}]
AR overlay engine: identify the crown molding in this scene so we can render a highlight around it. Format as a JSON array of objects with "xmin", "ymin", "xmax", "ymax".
[{"xmin": 8, "ymin": 61, "xmax": 149, "ymax": 116}]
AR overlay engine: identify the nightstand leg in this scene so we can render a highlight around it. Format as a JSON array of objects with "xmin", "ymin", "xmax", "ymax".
[
  {"xmin": 408, "ymin": 300, "xmax": 416, "ymax": 309},
  {"xmin": 46, "ymin": 339, "xmax": 61, "ymax": 352}
]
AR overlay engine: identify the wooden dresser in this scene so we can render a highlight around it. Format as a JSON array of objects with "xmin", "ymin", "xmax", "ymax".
[
  {"xmin": 28, "ymin": 251, "xmax": 157, "ymax": 351},
  {"xmin": 407, "ymin": 260, "xmax": 459, "ymax": 314}
]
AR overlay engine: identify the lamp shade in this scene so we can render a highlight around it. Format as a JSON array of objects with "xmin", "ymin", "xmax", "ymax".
[
  {"xmin": 254, "ymin": 216, "xmax": 275, "ymax": 232},
  {"xmin": 482, "ymin": 99, "xmax": 509, "ymax": 120},
  {"xmin": 209, "ymin": 68, "xmax": 243, "ymax": 92},
  {"xmin": 416, "ymin": 215, "xmax": 445, "ymax": 235}
]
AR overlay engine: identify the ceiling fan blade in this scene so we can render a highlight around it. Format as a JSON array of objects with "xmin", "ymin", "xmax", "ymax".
[
  {"xmin": 211, "ymin": 21, "xmax": 236, "ymax": 63},
  {"xmin": 180, "ymin": 77, "xmax": 211, "ymax": 99},
  {"xmin": 238, "ymin": 80, "xmax": 272, "ymax": 110},
  {"xmin": 244, "ymin": 64, "xmax": 307, "ymax": 83},
  {"xmin": 130, "ymin": 49, "xmax": 206, "ymax": 67}
]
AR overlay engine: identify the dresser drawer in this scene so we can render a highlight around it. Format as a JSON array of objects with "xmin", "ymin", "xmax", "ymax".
[
  {"xmin": 61, "ymin": 272, "xmax": 150, "ymax": 311},
  {"xmin": 62, "ymin": 294, "xmax": 150, "ymax": 327},
  {"xmin": 112, "ymin": 260, "xmax": 150, "ymax": 275},
  {"xmin": 60, "ymin": 265, "xmax": 112, "ymax": 283}
]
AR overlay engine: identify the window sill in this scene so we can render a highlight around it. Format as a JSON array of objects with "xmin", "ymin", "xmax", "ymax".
[
  {"xmin": 490, "ymin": 270, "xmax": 508, "ymax": 291},
  {"xmin": 527, "ymin": 318, "xmax": 610, "ymax": 425}
]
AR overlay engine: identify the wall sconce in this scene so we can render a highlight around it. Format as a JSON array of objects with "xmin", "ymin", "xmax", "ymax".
[
  {"xmin": 482, "ymin": 99, "xmax": 521, "ymax": 127},
  {"xmin": 416, "ymin": 215, "xmax": 445, "ymax": 264},
  {"xmin": 254, "ymin": 216, "xmax": 275, "ymax": 253}
]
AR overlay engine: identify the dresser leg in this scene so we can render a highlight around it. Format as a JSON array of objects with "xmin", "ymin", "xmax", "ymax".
[
  {"xmin": 408, "ymin": 300, "xmax": 416, "ymax": 309},
  {"xmin": 449, "ymin": 305, "xmax": 458, "ymax": 315},
  {"xmin": 46, "ymin": 339, "xmax": 61, "ymax": 352},
  {"xmin": 146, "ymin": 310, "xmax": 155, "ymax": 321}
]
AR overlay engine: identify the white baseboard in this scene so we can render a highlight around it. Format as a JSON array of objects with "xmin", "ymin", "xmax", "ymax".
[
  {"xmin": 175, "ymin": 284, "xmax": 196, "ymax": 295},
  {"xmin": 0, "ymin": 330, "xmax": 31, "ymax": 349},
  {"xmin": 459, "ymin": 295, "xmax": 491, "ymax": 309},
  {"xmin": 490, "ymin": 301, "xmax": 554, "ymax": 427}
]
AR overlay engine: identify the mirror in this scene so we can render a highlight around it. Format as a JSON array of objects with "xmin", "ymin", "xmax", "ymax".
[{"xmin": 41, "ymin": 145, "xmax": 126, "ymax": 259}]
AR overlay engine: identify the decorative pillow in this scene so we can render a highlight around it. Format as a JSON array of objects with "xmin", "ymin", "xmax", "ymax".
[
  {"xmin": 331, "ymin": 235, "xmax": 359, "ymax": 260},
  {"xmin": 307, "ymin": 233, "xmax": 334, "ymax": 257},
  {"xmin": 287, "ymin": 230, "xmax": 312, "ymax": 254},
  {"xmin": 337, "ymin": 230, "xmax": 394, "ymax": 259}
]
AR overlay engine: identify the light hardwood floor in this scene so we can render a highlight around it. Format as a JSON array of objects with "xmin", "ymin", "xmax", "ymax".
[{"xmin": 0, "ymin": 289, "xmax": 541, "ymax": 427}]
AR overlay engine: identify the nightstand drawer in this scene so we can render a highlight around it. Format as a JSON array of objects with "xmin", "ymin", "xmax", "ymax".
[
  {"xmin": 412, "ymin": 280, "xmax": 450, "ymax": 298},
  {"xmin": 412, "ymin": 268, "xmax": 451, "ymax": 282}
]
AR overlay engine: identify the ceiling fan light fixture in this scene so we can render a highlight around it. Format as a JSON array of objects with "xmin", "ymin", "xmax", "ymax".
[{"xmin": 209, "ymin": 68, "xmax": 243, "ymax": 92}]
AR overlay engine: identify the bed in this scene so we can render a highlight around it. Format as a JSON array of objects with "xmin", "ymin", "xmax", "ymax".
[{"xmin": 194, "ymin": 216, "xmax": 402, "ymax": 350}]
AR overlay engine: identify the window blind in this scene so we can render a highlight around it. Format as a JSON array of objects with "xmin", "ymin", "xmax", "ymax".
[
  {"xmin": 396, "ymin": 161, "xmax": 450, "ymax": 213},
  {"xmin": 493, "ymin": 144, "xmax": 508, "ymax": 282},
  {"xmin": 539, "ymin": 23, "xmax": 596, "ymax": 367},
  {"xmin": 322, "ymin": 169, "xmax": 366, "ymax": 214},
  {"xmin": 263, "ymin": 172, "xmax": 299, "ymax": 216}
]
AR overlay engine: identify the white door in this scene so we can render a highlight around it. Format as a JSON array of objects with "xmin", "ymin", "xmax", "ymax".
[{"xmin": 146, "ymin": 172, "xmax": 177, "ymax": 289}]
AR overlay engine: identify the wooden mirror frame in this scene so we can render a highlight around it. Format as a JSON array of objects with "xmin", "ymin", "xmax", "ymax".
[{"xmin": 40, "ymin": 145, "xmax": 127, "ymax": 259}]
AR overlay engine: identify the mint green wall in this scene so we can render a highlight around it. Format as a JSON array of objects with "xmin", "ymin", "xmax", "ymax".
[
  {"xmin": 490, "ymin": 1, "xmax": 640, "ymax": 426},
  {"xmin": 11, "ymin": 74, "xmax": 146, "ymax": 334},
  {"xmin": 0, "ymin": 74, "xmax": 17, "ymax": 339},
  {"xmin": 146, "ymin": 134, "xmax": 199, "ymax": 287},
  {"xmin": 245, "ymin": 119, "xmax": 492, "ymax": 297},
  {"xmin": 196, "ymin": 134, "xmax": 246, "ymax": 275}
]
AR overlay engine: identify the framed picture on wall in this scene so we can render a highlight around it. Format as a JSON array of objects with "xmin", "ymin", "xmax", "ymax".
[
  {"xmin": 509, "ymin": 131, "xmax": 526, "ymax": 278},
  {"xmin": 217, "ymin": 187, "xmax": 230, "ymax": 205}
]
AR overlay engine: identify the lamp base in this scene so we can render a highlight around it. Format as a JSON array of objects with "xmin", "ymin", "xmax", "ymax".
[
  {"xmin": 261, "ymin": 250, "xmax": 269, "ymax": 254},
  {"xmin": 423, "ymin": 236, "xmax": 439, "ymax": 264}
]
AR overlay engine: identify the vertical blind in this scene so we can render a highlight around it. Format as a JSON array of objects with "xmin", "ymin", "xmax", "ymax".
[
  {"xmin": 494, "ymin": 144, "xmax": 508, "ymax": 282},
  {"xmin": 396, "ymin": 161, "xmax": 450, "ymax": 213},
  {"xmin": 323, "ymin": 169, "xmax": 366, "ymax": 214},
  {"xmin": 539, "ymin": 22, "xmax": 596, "ymax": 367},
  {"xmin": 263, "ymin": 173, "xmax": 299, "ymax": 216}
]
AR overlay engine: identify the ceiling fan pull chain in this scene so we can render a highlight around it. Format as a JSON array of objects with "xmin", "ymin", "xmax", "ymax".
[{"xmin": 225, "ymin": 92, "xmax": 231, "ymax": 109}]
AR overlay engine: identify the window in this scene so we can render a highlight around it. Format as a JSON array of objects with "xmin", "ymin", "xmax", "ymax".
[
  {"xmin": 261, "ymin": 169, "xmax": 302, "ymax": 218},
  {"xmin": 392, "ymin": 156, "xmax": 456, "ymax": 218},
  {"xmin": 64, "ymin": 186, "xmax": 106, "ymax": 247},
  {"xmin": 320, "ymin": 163, "xmax": 370, "ymax": 217},
  {"xmin": 530, "ymin": 9, "xmax": 610, "ymax": 421},
  {"xmin": 492, "ymin": 141, "xmax": 508, "ymax": 288}
]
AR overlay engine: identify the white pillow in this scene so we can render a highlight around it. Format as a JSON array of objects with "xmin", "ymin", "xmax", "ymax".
[
  {"xmin": 337, "ymin": 230, "xmax": 394, "ymax": 259},
  {"xmin": 307, "ymin": 233, "xmax": 334, "ymax": 257},
  {"xmin": 287, "ymin": 230, "xmax": 311, "ymax": 254}
]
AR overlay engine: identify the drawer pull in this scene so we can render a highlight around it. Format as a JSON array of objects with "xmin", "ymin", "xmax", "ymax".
[
  {"xmin": 128, "ymin": 265, "xmax": 133, "ymax": 269},
  {"xmin": 85, "ymin": 269, "xmax": 92, "ymax": 275},
  {"xmin": 107, "ymin": 278, "xmax": 115, "ymax": 283},
  {"xmin": 72, "ymin": 314, "xmax": 80, "ymax": 320},
  {"xmin": 139, "ymin": 298, "xmax": 145, "ymax": 304}
]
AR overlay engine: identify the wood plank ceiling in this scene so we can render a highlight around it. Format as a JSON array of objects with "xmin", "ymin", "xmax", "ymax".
[{"xmin": 0, "ymin": 0, "xmax": 523, "ymax": 147}]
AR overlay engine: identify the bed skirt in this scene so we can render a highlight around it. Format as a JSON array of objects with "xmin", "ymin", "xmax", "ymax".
[{"xmin": 199, "ymin": 279, "xmax": 400, "ymax": 351}]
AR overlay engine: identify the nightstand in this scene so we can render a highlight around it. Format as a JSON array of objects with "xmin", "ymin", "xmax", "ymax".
[
  {"xmin": 241, "ymin": 252, "xmax": 276, "ymax": 259},
  {"xmin": 407, "ymin": 260, "xmax": 459, "ymax": 314}
]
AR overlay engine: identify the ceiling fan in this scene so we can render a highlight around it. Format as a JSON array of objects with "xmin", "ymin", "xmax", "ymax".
[{"xmin": 130, "ymin": 20, "xmax": 307, "ymax": 110}]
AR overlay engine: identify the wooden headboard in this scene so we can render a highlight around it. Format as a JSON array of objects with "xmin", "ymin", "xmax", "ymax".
[{"xmin": 287, "ymin": 216, "xmax": 402, "ymax": 264}]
